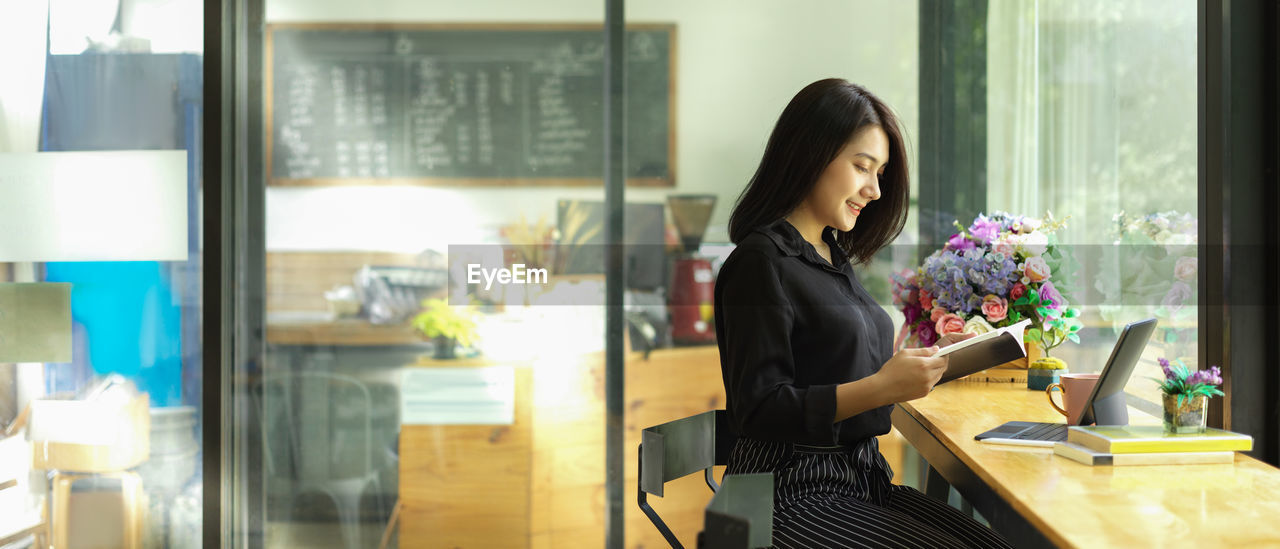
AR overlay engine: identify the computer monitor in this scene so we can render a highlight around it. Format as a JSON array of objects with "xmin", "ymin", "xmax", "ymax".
[{"xmin": 1076, "ymin": 317, "xmax": 1158, "ymax": 426}]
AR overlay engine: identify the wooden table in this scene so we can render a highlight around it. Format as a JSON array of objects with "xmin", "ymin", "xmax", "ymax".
[{"xmin": 893, "ymin": 382, "xmax": 1280, "ymax": 548}]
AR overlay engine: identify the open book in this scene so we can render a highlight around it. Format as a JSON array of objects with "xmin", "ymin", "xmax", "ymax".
[{"xmin": 933, "ymin": 318, "xmax": 1032, "ymax": 383}]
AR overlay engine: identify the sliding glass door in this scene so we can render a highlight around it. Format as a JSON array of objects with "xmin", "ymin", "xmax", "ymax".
[{"xmin": 0, "ymin": 2, "xmax": 206, "ymax": 548}]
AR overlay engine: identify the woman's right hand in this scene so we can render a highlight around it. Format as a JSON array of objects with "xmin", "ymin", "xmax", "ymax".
[{"xmin": 874, "ymin": 347, "xmax": 949, "ymax": 402}]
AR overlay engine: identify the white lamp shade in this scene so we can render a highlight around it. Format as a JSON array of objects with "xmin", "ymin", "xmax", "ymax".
[{"xmin": 0, "ymin": 150, "xmax": 189, "ymax": 262}]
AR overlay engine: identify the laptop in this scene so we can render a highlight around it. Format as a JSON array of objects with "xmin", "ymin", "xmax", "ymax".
[{"xmin": 974, "ymin": 318, "xmax": 1158, "ymax": 447}]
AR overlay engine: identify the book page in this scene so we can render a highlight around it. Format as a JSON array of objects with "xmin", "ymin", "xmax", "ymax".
[{"xmin": 932, "ymin": 318, "xmax": 1031, "ymax": 358}]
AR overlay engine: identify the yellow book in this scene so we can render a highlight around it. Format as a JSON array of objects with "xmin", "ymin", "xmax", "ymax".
[
  {"xmin": 1067, "ymin": 425, "xmax": 1253, "ymax": 454},
  {"xmin": 1054, "ymin": 441, "xmax": 1236, "ymax": 466}
]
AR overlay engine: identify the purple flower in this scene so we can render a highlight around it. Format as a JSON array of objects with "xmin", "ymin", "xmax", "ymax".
[
  {"xmin": 1200, "ymin": 365, "xmax": 1223, "ymax": 386},
  {"xmin": 904, "ymin": 305, "xmax": 921, "ymax": 326},
  {"xmin": 1038, "ymin": 280, "xmax": 1065, "ymax": 310},
  {"xmin": 947, "ymin": 233, "xmax": 975, "ymax": 252},
  {"xmin": 916, "ymin": 322, "xmax": 938, "ymax": 346},
  {"xmin": 964, "ymin": 293, "xmax": 984, "ymax": 314},
  {"xmin": 969, "ymin": 217, "xmax": 1001, "ymax": 244}
]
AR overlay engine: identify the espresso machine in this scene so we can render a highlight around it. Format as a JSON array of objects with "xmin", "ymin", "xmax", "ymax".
[{"xmin": 666, "ymin": 195, "xmax": 717, "ymax": 345}]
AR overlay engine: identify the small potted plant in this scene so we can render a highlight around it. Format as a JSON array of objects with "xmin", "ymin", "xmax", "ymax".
[
  {"xmin": 412, "ymin": 298, "xmax": 480, "ymax": 359},
  {"xmin": 1026, "ymin": 356, "xmax": 1068, "ymax": 391},
  {"xmin": 1153, "ymin": 358, "xmax": 1223, "ymax": 434}
]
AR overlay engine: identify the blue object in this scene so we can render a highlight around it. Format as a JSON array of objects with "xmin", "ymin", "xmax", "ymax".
[
  {"xmin": 44, "ymin": 262, "xmax": 185, "ymax": 405},
  {"xmin": 39, "ymin": 53, "xmax": 203, "ymax": 407},
  {"xmin": 1026, "ymin": 368, "xmax": 1061, "ymax": 391}
]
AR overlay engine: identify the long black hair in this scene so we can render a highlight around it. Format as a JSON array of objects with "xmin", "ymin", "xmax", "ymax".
[{"xmin": 728, "ymin": 78, "xmax": 910, "ymax": 266}]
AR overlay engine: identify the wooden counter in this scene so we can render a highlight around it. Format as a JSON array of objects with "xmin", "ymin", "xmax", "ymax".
[
  {"xmin": 265, "ymin": 319, "xmax": 421, "ymax": 347},
  {"xmin": 399, "ymin": 357, "xmax": 534, "ymax": 547},
  {"xmin": 398, "ymin": 346, "xmax": 912, "ymax": 548},
  {"xmin": 894, "ymin": 382, "xmax": 1280, "ymax": 548},
  {"xmin": 398, "ymin": 348, "xmax": 724, "ymax": 548}
]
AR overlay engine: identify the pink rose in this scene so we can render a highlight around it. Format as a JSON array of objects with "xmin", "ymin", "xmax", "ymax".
[
  {"xmin": 1174, "ymin": 256, "xmax": 1197, "ymax": 281},
  {"xmin": 919, "ymin": 290, "xmax": 934, "ymax": 310},
  {"xmin": 930, "ymin": 307, "xmax": 947, "ymax": 323},
  {"xmin": 935, "ymin": 313, "xmax": 965, "ymax": 336},
  {"xmin": 993, "ymin": 239, "xmax": 1015, "ymax": 257},
  {"xmin": 1021, "ymin": 256, "xmax": 1051, "ymax": 283},
  {"xmin": 1010, "ymin": 283, "xmax": 1027, "ymax": 300},
  {"xmin": 1162, "ymin": 281, "xmax": 1193, "ymax": 314},
  {"xmin": 981, "ymin": 294, "xmax": 1008, "ymax": 322}
]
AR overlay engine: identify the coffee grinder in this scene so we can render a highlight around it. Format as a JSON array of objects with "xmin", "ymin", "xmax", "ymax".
[{"xmin": 666, "ymin": 195, "xmax": 717, "ymax": 345}]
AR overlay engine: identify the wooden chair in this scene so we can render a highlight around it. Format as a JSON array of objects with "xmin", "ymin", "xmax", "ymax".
[
  {"xmin": 1, "ymin": 405, "xmax": 47, "ymax": 548},
  {"xmin": 638, "ymin": 409, "xmax": 773, "ymax": 548}
]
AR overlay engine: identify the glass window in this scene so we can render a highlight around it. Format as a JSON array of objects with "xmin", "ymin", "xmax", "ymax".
[
  {"xmin": 986, "ymin": 0, "xmax": 1198, "ymax": 413},
  {"xmin": 0, "ymin": 2, "xmax": 205, "ymax": 548}
]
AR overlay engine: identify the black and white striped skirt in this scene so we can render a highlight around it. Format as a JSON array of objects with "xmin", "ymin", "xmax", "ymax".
[{"xmin": 725, "ymin": 436, "xmax": 1014, "ymax": 549}]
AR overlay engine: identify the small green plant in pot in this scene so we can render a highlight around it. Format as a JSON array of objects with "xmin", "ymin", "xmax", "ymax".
[
  {"xmin": 1027, "ymin": 356, "xmax": 1068, "ymax": 391},
  {"xmin": 412, "ymin": 298, "xmax": 479, "ymax": 359},
  {"xmin": 1154, "ymin": 358, "xmax": 1223, "ymax": 434}
]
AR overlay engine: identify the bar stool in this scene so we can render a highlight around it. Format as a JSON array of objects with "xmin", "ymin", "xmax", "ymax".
[{"xmin": 51, "ymin": 471, "xmax": 145, "ymax": 549}]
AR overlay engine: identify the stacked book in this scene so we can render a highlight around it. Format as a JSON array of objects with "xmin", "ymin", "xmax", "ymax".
[{"xmin": 1054, "ymin": 425, "xmax": 1253, "ymax": 466}]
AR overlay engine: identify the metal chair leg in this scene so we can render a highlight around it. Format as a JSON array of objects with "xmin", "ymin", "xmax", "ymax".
[
  {"xmin": 925, "ymin": 464, "xmax": 950, "ymax": 502},
  {"xmin": 638, "ymin": 443, "xmax": 684, "ymax": 549}
]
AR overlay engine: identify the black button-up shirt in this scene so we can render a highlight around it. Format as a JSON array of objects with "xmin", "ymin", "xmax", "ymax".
[{"xmin": 714, "ymin": 218, "xmax": 895, "ymax": 446}]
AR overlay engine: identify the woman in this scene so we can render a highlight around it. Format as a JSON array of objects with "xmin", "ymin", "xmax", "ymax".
[{"xmin": 715, "ymin": 78, "xmax": 1013, "ymax": 548}]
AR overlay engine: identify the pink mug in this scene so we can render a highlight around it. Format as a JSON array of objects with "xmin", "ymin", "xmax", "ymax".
[{"xmin": 1046, "ymin": 373, "xmax": 1100, "ymax": 425}]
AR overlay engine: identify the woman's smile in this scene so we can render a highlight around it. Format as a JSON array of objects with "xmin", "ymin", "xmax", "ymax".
[{"xmin": 847, "ymin": 200, "xmax": 864, "ymax": 217}]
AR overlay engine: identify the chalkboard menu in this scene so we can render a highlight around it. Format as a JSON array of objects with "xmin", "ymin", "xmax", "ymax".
[{"xmin": 266, "ymin": 24, "xmax": 675, "ymax": 186}]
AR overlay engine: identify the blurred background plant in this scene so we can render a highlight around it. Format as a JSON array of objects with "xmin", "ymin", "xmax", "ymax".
[{"xmin": 412, "ymin": 298, "xmax": 480, "ymax": 358}]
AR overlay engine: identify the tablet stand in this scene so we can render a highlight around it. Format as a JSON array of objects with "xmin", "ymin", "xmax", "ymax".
[{"xmin": 1089, "ymin": 392, "xmax": 1130, "ymax": 426}]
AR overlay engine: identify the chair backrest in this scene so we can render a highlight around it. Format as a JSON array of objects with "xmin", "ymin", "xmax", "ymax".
[
  {"xmin": 640, "ymin": 409, "xmax": 733, "ymax": 497},
  {"xmin": 702, "ymin": 473, "xmax": 774, "ymax": 549},
  {"xmin": 258, "ymin": 372, "xmax": 375, "ymax": 482}
]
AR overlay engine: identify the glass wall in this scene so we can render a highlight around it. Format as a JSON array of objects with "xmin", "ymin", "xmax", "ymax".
[
  {"xmin": 231, "ymin": 1, "xmax": 920, "ymax": 548},
  {"xmin": 0, "ymin": 1, "xmax": 205, "ymax": 548},
  {"xmin": 238, "ymin": 1, "xmax": 608, "ymax": 547}
]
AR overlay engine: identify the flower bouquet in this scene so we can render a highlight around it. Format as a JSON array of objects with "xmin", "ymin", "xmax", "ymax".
[
  {"xmin": 1154, "ymin": 357, "xmax": 1223, "ymax": 434},
  {"xmin": 891, "ymin": 212, "xmax": 1083, "ymax": 363},
  {"xmin": 1095, "ymin": 210, "xmax": 1198, "ymax": 359}
]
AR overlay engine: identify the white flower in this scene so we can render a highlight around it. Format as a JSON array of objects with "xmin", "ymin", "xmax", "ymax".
[
  {"xmin": 1009, "ymin": 231, "xmax": 1048, "ymax": 256},
  {"xmin": 963, "ymin": 316, "xmax": 995, "ymax": 336}
]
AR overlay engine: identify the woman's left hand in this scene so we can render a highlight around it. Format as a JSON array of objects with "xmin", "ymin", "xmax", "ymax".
[{"xmin": 937, "ymin": 332, "xmax": 977, "ymax": 348}]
